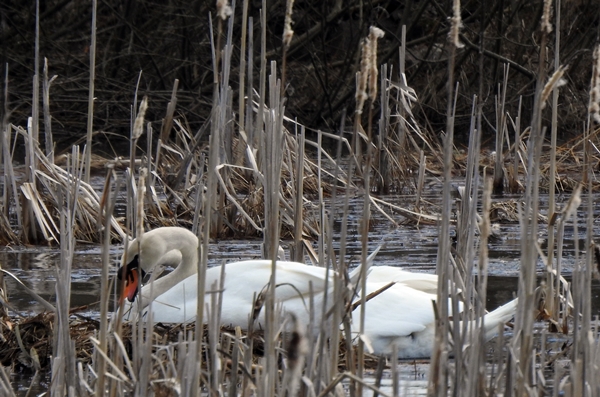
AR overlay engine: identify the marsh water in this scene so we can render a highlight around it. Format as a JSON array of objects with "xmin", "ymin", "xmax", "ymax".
[{"xmin": 4, "ymin": 192, "xmax": 600, "ymax": 395}]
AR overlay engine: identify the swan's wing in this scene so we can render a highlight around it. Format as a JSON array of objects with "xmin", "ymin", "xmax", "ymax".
[
  {"xmin": 367, "ymin": 266, "xmax": 440, "ymax": 295},
  {"xmin": 220, "ymin": 260, "xmax": 332, "ymax": 301},
  {"xmin": 353, "ymin": 283, "xmax": 436, "ymax": 337},
  {"xmin": 215, "ymin": 260, "xmax": 334, "ymax": 326},
  {"xmin": 368, "ymin": 266, "xmax": 437, "ymax": 283}
]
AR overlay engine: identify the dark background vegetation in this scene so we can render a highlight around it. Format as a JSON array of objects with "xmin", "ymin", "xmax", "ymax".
[{"xmin": 1, "ymin": 0, "xmax": 599, "ymax": 157}]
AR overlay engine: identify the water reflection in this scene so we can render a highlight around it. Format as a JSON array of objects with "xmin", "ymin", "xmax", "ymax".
[{"xmin": 0, "ymin": 250, "xmax": 103, "ymax": 314}]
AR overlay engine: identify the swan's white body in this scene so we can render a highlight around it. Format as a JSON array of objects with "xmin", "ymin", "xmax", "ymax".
[
  {"xmin": 352, "ymin": 267, "xmax": 518, "ymax": 358},
  {"xmin": 135, "ymin": 259, "xmax": 343, "ymax": 327},
  {"xmin": 120, "ymin": 227, "xmax": 355, "ymax": 331},
  {"xmin": 119, "ymin": 227, "xmax": 517, "ymax": 358}
]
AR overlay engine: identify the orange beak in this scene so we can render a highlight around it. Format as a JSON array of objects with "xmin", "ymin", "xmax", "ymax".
[
  {"xmin": 120, "ymin": 267, "xmax": 140, "ymax": 303},
  {"xmin": 118, "ymin": 259, "xmax": 144, "ymax": 304}
]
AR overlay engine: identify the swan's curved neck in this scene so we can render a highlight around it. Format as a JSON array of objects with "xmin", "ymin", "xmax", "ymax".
[{"xmin": 137, "ymin": 229, "xmax": 199, "ymax": 306}]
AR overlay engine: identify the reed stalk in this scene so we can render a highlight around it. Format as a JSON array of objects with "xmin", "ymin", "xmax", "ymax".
[
  {"xmin": 245, "ymin": 16, "xmax": 255, "ymax": 159},
  {"xmin": 281, "ymin": 0, "xmax": 295, "ymax": 97},
  {"xmin": 0, "ymin": 367, "xmax": 16, "ymax": 397},
  {"xmin": 428, "ymin": 1, "xmax": 461, "ymax": 394},
  {"xmin": 236, "ymin": 0, "xmax": 249, "ymax": 167},
  {"xmin": 450, "ymin": 95, "xmax": 484, "ymax": 395},
  {"xmin": 84, "ymin": 0, "xmax": 97, "ymax": 183},
  {"xmin": 160, "ymin": 79, "xmax": 179, "ymax": 144},
  {"xmin": 127, "ymin": 72, "xmax": 144, "ymax": 236},
  {"xmin": 51, "ymin": 148, "xmax": 82, "ymax": 396},
  {"xmin": 31, "ymin": 0, "xmax": 40, "ymax": 179},
  {"xmin": 292, "ymin": 126, "xmax": 305, "ymax": 262},
  {"xmin": 508, "ymin": 96, "xmax": 522, "ymax": 193},
  {"xmin": 376, "ymin": 63, "xmax": 390, "ymax": 193},
  {"xmin": 256, "ymin": 0, "xmax": 267, "ymax": 177},
  {"xmin": 42, "ymin": 58, "xmax": 56, "ymax": 163},
  {"xmin": 546, "ymin": 0, "xmax": 562, "ymax": 331},
  {"xmin": 2, "ymin": 71, "xmax": 22, "ymax": 234},
  {"xmin": 95, "ymin": 168, "xmax": 119, "ymax": 396},
  {"xmin": 493, "ymin": 64, "xmax": 509, "ymax": 195},
  {"xmin": 511, "ymin": 1, "xmax": 552, "ymax": 393},
  {"xmin": 325, "ymin": 110, "xmax": 348, "ymax": 387}
]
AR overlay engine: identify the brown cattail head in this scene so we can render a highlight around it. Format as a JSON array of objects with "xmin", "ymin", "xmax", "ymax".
[
  {"xmin": 449, "ymin": 0, "xmax": 464, "ymax": 48},
  {"xmin": 132, "ymin": 96, "xmax": 148, "ymax": 140},
  {"xmin": 356, "ymin": 26, "xmax": 385, "ymax": 114},
  {"xmin": 540, "ymin": 66, "xmax": 567, "ymax": 109},
  {"xmin": 355, "ymin": 38, "xmax": 371, "ymax": 115},
  {"xmin": 136, "ymin": 167, "xmax": 147, "ymax": 237},
  {"xmin": 216, "ymin": 0, "xmax": 232, "ymax": 20},
  {"xmin": 283, "ymin": 0, "xmax": 296, "ymax": 51},
  {"xmin": 589, "ymin": 45, "xmax": 600, "ymax": 125},
  {"xmin": 541, "ymin": 0, "xmax": 553, "ymax": 34},
  {"xmin": 368, "ymin": 27, "xmax": 385, "ymax": 101}
]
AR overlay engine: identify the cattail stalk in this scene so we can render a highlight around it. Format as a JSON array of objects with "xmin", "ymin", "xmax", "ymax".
[
  {"xmin": 588, "ymin": 45, "xmax": 600, "ymax": 125},
  {"xmin": 281, "ymin": 0, "xmax": 295, "ymax": 96},
  {"xmin": 84, "ymin": 0, "xmax": 97, "ymax": 183}
]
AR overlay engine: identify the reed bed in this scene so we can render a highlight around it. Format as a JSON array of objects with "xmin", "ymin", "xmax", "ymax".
[{"xmin": 0, "ymin": 0, "xmax": 600, "ymax": 396}]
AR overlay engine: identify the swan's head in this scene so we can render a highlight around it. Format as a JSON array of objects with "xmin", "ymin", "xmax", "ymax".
[
  {"xmin": 116, "ymin": 227, "xmax": 196, "ymax": 303},
  {"xmin": 117, "ymin": 253, "xmax": 147, "ymax": 303}
]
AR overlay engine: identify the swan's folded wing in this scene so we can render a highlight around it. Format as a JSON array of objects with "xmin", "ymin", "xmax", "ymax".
[
  {"xmin": 222, "ymin": 260, "xmax": 334, "ymax": 300},
  {"xmin": 354, "ymin": 283, "xmax": 437, "ymax": 337},
  {"xmin": 367, "ymin": 266, "xmax": 439, "ymax": 294}
]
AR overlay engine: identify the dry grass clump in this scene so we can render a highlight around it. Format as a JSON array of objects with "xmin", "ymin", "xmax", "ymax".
[
  {"xmin": 0, "ymin": 312, "xmax": 383, "ymax": 375},
  {"xmin": 489, "ymin": 200, "xmax": 549, "ymax": 224},
  {"xmin": 0, "ymin": 311, "xmax": 97, "ymax": 370}
]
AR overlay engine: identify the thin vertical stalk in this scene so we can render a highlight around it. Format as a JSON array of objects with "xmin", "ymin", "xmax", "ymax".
[
  {"xmin": 84, "ymin": 0, "xmax": 97, "ymax": 183},
  {"xmin": 96, "ymin": 169, "xmax": 119, "ymax": 396},
  {"xmin": 428, "ymin": 0, "xmax": 461, "ymax": 392},
  {"xmin": 195, "ymin": 14, "xmax": 218, "ymax": 397},
  {"xmin": 510, "ymin": 97, "xmax": 522, "ymax": 194},
  {"xmin": 256, "ymin": 1, "xmax": 267, "ymax": 176},
  {"xmin": 326, "ymin": 109, "xmax": 347, "ymax": 386},
  {"xmin": 281, "ymin": 0, "xmax": 295, "ymax": 96},
  {"xmin": 377, "ymin": 64, "xmax": 390, "ymax": 193},
  {"xmin": 2, "ymin": 69, "xmax": 21, "ymax": 229},
  {"xmin": 292, "ymin": 126, "xmax": 305, "ymax": 262},
  {"xmin": 31, "ymin": 0, "xmax": 40, "ymax": 180},
  {"xmin": 42, "ymin": 58, "xmax": 55, "ymax": 163},
  {"xmin": 236, "ymin": 0, "xmax": 249, "ymax": 168},
  {"xmin": 512, "ymin": 1, "xmax": 552, "ymax": 393},
  {"xmin": 493, "ymin": 64, "xmax": 509, "ymax": 195},
  {"xmin": 547, "ymin": 0, "xmax": 561, "ymax": 328},
  {"xmin": 263, "ymin": 60, "xmax": 284, "ymax": 397},
  {"xmin": 128, "ymin": 72, "xmax": 144, "ymax": 237},
  {"xmin": 52, "ymin": 147, "xmax": 82, "ymax": 396},
  {"xmin": 160, "ymin": 79, "xmax": 179, "ymax": 144}
]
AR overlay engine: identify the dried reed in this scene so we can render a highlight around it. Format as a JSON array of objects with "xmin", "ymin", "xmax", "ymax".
[{"xmin": 84, "ymin": 0, "xmax": 97, "ymax": 183}]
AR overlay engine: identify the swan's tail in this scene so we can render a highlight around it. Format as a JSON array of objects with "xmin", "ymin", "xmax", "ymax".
[
  {"xmin": 348, "ymin": 245, "xmax": 383, "ymax": 286},
  {"xmin": 482, "ymin": 298, "xmax": 518, "ymax": 341}
]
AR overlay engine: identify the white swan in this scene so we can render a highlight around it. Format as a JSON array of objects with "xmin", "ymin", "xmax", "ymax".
[
  {"xmin": 351, "ymin": 277, "xmax": 518, "ymax": 358},
  {"xmin": 117, "ymin": 227, "xmax": 360, "ymax": 331},
  {"xmin": 117, "ymin": 227, "xmax": 517, "ymax": 358}
]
